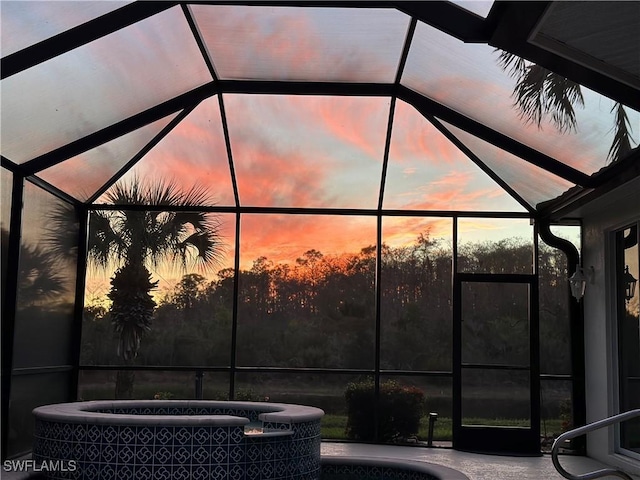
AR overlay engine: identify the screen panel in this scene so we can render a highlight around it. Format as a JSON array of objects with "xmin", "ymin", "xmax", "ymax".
[
  {"xmin": 457, "ymin": 218, "xmax": 534, "ymax": 274},
  {"xmin": 191, "ymin": 5, "xmax": 409, "ymax": 82},
  {"xmin": 81, "ymin": 210, "xmax": 236, "ymax": 368},
  {"xmin": 381, "ymin": 217, "xmax": 453, "ymax": 371},
  {"xmin": 226, "ymin": 94, "xmax": 388, "ymax": 209},
  {"xmin": 237, "ymin": 214, "xmax": 376, "ymax": 369},
  {"xmin": 12, "ymin": 182, "xmax": 78, "ymax": 369},
  {"xmin": 38, "ymin": 114, "xmax": 177, "ymax": 202},
  {"xmin": 111, "ymin": 98, "xmax": 236, "ymax": 207},
  {"xmin": 402, "ymin": 20, "xmax": 639, "ymax": 175},
  {"xmin": 7, "ymin": 372, "xmax": 72, "ymax": 458},
  {"xmin": 1, "ymin": 1, "xmax": 130, "ymax": 56},
  {"xmin": 1, "ymin": 7, "xmax": 212, "ymax": 164},
  {"xmin": 384, "ymin": 101, "xmax": 526, "ymax": 212}
]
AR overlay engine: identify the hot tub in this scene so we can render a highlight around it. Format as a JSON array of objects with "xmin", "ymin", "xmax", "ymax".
[{"xmin": 32, "ymin": 400, "xmax": 324, "ymax": 480}]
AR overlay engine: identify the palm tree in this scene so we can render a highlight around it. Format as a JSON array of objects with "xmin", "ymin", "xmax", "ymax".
[
  {"xmin": 55, "ymin": 178, "xmax": 224, "ymax": 398},
  {"xmin": 496, "ymin": 51, "xmax": 636, "ymax": 164},
  {"xmin": 2, "ymin": 227, "xmax": 68, "ymax": 308}
]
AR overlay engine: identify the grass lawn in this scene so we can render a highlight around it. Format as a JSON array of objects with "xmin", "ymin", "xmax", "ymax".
[
  {"xmin": 321, "ymin": 414, "xmax": 453, "ymax": 441},
  {"xmin": 321, "ymin": 414, "xmax": 565, "ymax": 442}
]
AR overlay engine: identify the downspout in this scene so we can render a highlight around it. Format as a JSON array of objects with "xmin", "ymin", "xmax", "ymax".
[{"xmin": 538, "ymin": 220, "xmax": 586, "ymax": 454}]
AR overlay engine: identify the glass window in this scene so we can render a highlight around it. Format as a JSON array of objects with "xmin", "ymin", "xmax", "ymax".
[
  {"xmin": 1, "ymin": 6, "xmax": 212, "ymax": 164},
  {"xmin": 225, "ymin": 95, "xmax": 389, "ymax": 208},
  {"xmin": 237, "ymin": 214, "xmax": 376, "ymax": 368},
  {"xmin": 617, "ymin": 223, "xmax": 639, "ymax": 455},
  {"xmin": 191, "ymin": 5, "xmax": 409, "ymax": 82}
]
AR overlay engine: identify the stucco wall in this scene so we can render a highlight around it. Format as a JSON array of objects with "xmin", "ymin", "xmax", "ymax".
[{"xmin": 581, "ymin": 177, "xmax": 640, "ymax": 474}]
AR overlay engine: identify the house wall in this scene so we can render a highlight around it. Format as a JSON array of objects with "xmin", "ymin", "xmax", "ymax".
[{"xmin": 581, "ymin": 177, "xmax": 640, "ymax": 475}]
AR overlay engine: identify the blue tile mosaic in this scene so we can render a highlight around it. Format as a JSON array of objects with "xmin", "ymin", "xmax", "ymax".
[{"xmin": 33, "ymin": 401, "xmax": 323, "ymax": 480}]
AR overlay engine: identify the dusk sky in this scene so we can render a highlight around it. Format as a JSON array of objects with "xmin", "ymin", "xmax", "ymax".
[{"xmin": 1, "ymin": 3, "xmax": 633, "ymax": 291}]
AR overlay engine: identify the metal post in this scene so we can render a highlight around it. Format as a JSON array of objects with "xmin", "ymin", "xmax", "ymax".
[
  {"xmin": 1, "ymin": 173, "xmax": 24, "ymax": 461},
  {"xmin": 70, "ymin": 205, "xmax": 89, "ymax": 402},
  {"xmin": 195, "ymin": 370, "xmax": 204, "ymax": 400},
  {"xmin": 427, "ymin": 412, "xmax": 438, "ymax": 447}
]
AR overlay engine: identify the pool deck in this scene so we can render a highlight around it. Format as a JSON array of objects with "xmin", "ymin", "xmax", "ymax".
[
  {"xmin": 4, "ymin": 443, "xmax": 639, "ymax": 479},
  {"xmin": 321, "ymin": 442, "xmax": 640, "ymax": 480}
]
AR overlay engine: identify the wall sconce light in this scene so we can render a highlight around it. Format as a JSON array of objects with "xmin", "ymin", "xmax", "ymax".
[
  {"xmin": 624, "ymin": 266, "xmax": 637, "ymax": 302},
  {"xmin": 569, "ymin": 268, "xmax": 587, "ymax": 300},
  {"xmin": 569, "ymin": 266, "xmax": 594, "ymax": 301}
]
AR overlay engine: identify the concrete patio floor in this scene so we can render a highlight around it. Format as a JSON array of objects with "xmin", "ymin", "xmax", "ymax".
[
  {"xmin": 321, "ymin": 442, "xmax": 640, "ymax": 480},
  {"xmin": 4, "ymin": 443, "xmax": 639, "ymax": 479}
]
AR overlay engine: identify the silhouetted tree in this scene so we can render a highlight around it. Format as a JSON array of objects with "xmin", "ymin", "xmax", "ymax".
[{"xmin": 82, "ymin": 178, "xmax": 224, "ymax": 397}]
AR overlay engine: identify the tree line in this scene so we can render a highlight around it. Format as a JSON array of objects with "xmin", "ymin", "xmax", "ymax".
[{"xmin": 81, "ymin": 232, "xmax": 571, "ymax": 377}]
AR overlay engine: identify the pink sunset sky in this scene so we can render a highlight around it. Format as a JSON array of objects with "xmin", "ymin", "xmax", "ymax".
[{"xmin": 2, "ymin": 3, "xmax": 633, "ymax": 285}]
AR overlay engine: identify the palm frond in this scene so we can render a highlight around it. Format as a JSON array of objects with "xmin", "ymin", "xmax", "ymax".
[
  {"xmin": 88, "ymin": 211, "xmax": 122, "ymax": 268},
  {"xmin": 94, "ymin": 177, "xmax": 226, "ymax": 270},
  {"xmin": 512, "ymin": 64, "xmax": 547, "ymax": 128},
  {"xmin": 607, "ymin": 102, "xmax": 636, "ymax": 163},
  {"xmin": 42, "ymin": 202, "xmax": 79, "ymax": 263},
  {"xmin": 146, "ymin": 178, "xmax": 182, "ymax": 206},
  {"xmin": 178, "ymin": 184, "xmax": 215, "ymax": 207},
  {"xmin": 180, "ymin": 231, "xmax": 226, "ymax": 271},
  {"xmin": 495, "ymin": 50, "xmax": 527, "ymax": 78},
  {"xmin": 496, "ymin": 50, "xmax": 584, "ymax": 134},
  {"xmin": 543, "ymin": 74, "xmax": 583, "ymax": 133},
  {"xmin": 17, "ymin": 242, "xmax": 68, "ymax": 303}
]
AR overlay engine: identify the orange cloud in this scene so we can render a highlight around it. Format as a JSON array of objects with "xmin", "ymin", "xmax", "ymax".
[
  {"xmin": 382, "ymin": 217, "xmax": 453, "ymax": 249},
  {"xmin": 406, "ymin": 186, "xmax": 507, "ymax": 212},
  {"xmin": 314, "ymin": 97, "xmax": 389, "ymax": 159},
  {"xmin": 224, "ymin": 94, "xmax": 384, "ymax": 208},
  {"xmin": 390, "ymin": 100, "xmax": 463, "ymax": 165},
  {"xmin": 115, "ymin": 98, "xmax": 236, "ymax": 206},
  {"xmin": 234, "ymin": 149, "xmax": 328, "ymax": 207},
  {"xmin": 239, "ymin": 214, "xmax": 377, "ymax": 269}
]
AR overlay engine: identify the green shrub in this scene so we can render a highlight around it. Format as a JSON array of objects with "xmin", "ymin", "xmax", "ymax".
[
  {"xmin": 153, "ymin": 391, "xmax": 174, "ymax": 400},
  {"xmin": 235, "ymin": 388, "xmax": 268, "ymax": 402},
  {"xmin": 345, "ymin": 379, "xmax": 425, "ymax": 442}
]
